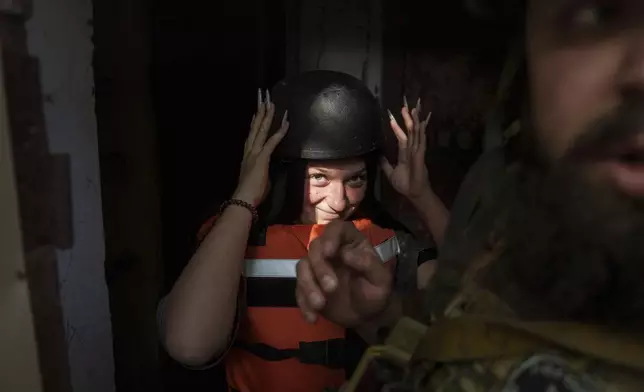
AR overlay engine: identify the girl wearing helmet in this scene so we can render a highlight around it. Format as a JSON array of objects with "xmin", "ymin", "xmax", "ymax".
[{"xmin": 159, "ymin": 70, "xmax": 448, "ymax": 392}]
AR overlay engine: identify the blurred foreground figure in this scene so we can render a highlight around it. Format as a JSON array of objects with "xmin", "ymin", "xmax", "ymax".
[{"xmin": 296, "ymin": 0, "xmax": 644, "ymax": 390}]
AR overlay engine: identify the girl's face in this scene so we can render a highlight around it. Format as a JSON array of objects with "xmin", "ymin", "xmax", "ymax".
[{"xmin": 300, "ymin": 158, "xmax": 368, "ymax": 225}]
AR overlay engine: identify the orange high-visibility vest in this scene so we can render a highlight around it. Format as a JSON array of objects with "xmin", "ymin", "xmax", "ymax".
[{"xmin": 220, "ymin": 218, "xmax": 400, "ymax": 392}]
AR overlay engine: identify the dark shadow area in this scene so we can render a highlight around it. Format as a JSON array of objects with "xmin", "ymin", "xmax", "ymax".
[
  {"xmin": 151, "ymin": 0, "xmax": 286, "ymax": 390},
  {"xmin": 380, "ymin": 0, "xmax": 515, "ymax": 236}
]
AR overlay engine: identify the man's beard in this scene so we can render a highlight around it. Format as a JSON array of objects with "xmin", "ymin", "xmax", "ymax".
[{"xmin": 482, "ymin": 97, "xmax": 644, "ymax": 327}]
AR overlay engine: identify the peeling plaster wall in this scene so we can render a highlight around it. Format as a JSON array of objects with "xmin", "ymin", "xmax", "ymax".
[
  {"xmin": 25, "ymin": 1, "xmax": 115, "ymax": 391},
  {"xmin": 298, "ymin": 0, "xmax": 383, "ymax": 97}
]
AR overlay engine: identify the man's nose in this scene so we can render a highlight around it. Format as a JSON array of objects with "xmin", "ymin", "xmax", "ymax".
[
  {"xmin": 618, "ymin": 30, "xmax": 644, "ymax": 93},
  {"xmin": 327, "ymin": 183, "xmax": 347, "ymax": 213}
]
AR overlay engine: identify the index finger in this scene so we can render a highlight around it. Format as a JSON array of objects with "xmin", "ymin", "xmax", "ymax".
[
  {"xmin": 318, "ymin": 220, "xmax": 367, "ymax": 255},
  {"xmin": 261, "ymin": 111, "xmax": 289, "ymax": 156},
  {"xmin": 307, "ymin": 220, "xmax": 365, "ymax": 293},
  {"xmin": 245, "ymin": 89, "xmax": 266, "ymax": 155},
  {"xmin": 251, "ymin": 90, "xmax": 276, "ymax": 153},
  {"xmin": 387, "ymin": 110, "xmax": 409, "ymax": 165},
  {"xmin": 387, "ymin": 110, "xmax": 407, "ymax": 143},
  {"xmin": 308, "ymin": 236, "xmax": 340, "ymax": 294},
  {"xmin": 317, "ymin": 221, "xmax": 389, "ymax": 286},
  {"xmin": 296, "ymin": 258, "xmax": 326, "ymax": 315},
  {"xmin": 401, "ymin": 106, "xmax": 414, "ymax": 132}
]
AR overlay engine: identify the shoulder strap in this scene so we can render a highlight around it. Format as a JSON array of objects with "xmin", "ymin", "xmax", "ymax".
[
  {"xmin": 412, "ymin": 317, "xmax": 644, "ymax": 373},
  {"xmin": 366, "ymin": 207, "xmax": 434, "ymax": 296},
  {"xmin": 392, "ymin": 229, "xmax": 421, "ymax": 295}
]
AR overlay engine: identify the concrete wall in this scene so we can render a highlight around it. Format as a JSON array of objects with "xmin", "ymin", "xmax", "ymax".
[
  {"xmin": 298, "ymin": 0, "xmax": 383, "ymax": 97},
  {"xmin": 25, "ymin": 1, "xmax": 115, "ymax": 391}
]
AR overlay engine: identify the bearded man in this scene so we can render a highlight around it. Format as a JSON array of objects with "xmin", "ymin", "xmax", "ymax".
[{"xmin": 295, "ymin": 0, "xmax": 644, "ymax": 390}]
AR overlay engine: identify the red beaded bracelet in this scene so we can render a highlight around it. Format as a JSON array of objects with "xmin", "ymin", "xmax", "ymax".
[{"xmin": 219, "ymin": 199, "xmax": 259, "ymax": 223}]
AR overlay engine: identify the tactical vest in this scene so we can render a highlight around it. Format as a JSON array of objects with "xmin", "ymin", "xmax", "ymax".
[
  {"xmin": 340, "ymin": 251, "xmax": 644, "ymax": 392},
  {"xmin": 226, "ymin": 218, "xmax": 400, "ymax": 392}
]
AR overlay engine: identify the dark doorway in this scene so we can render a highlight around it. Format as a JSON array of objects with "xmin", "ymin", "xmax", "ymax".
[{"xmin": 151, "ymin": 0, "xmax": 287, "ymax": 390}]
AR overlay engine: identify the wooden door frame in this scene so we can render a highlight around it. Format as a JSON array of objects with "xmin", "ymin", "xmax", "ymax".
[
  {"xmin": 0, "ymin": 43, "xmax": 43, "ymax": 392},
  {"xmin": 0, "ymin": 19, "xmax": 72, "ymax": 390}
]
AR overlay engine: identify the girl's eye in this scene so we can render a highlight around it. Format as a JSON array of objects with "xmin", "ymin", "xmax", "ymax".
[
  {"xmin": 309, "ymin": 173, "xmax": 329, "ymax": 185},
  {"xmin": 346, "ymin": 175, "xmax": 366, "ymax": 188}
]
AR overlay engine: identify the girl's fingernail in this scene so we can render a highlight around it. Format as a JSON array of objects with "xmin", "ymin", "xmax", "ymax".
[
  {"xmin": 257, "ymin": 88, "xmax": 262, "ymax": 108},
  {"xmin": 403, "ymin": 95, "xmax": 409, "ymax": 108},
  {"xmin": 387, "ymin": 109, "xmax": 395, "ymax": 122}
]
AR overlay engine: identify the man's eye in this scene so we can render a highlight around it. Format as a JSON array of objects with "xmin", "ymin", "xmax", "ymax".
[
  {"xmin": 573, "ymin": 5, "xmax": 603, "ymax": 26},
  {"xmin": 563, "ymin": 1, "xmax": 618, "ymax": 30}
]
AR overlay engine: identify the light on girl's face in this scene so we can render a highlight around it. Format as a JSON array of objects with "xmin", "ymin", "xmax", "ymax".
[{"xmin": 300, "ymin": 159, "xmax": 368, "ymax": 225}]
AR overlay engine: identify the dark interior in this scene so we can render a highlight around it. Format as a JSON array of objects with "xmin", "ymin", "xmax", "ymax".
[
  {"xmin": 131, "ymin": 0, "xmax": 510, "ymax": 390},
  {"xmin": 151, "ymin": 0, "xmax": 286, "ymax": 389}
]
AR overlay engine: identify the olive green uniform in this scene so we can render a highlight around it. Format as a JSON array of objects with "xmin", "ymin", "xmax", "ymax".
[{"xmin": 342, "ymin": 150, "xmax": 644, "ymax": 392}]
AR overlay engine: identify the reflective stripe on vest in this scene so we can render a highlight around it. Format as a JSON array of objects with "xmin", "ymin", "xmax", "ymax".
[{"xmin": 243, "ymin": 236, "xmax": 400, "ymax": 278}]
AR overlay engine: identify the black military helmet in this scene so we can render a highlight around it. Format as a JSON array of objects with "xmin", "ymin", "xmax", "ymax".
[{"xmin": 270, "ymin": 70, "xmax": 383, "ymax": 160}]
